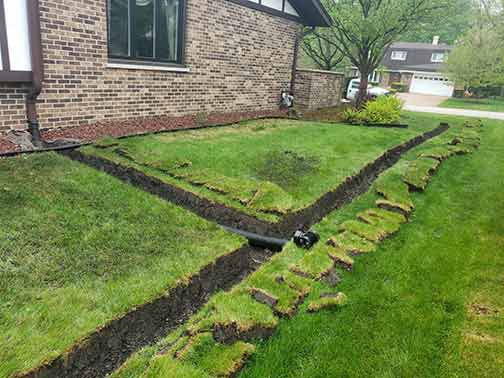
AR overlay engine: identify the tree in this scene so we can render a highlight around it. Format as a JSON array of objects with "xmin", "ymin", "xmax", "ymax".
[
  {"xmin": 316, "ymin": 0, "xmax": 452, "ymax": 106},
  {"xmin": 445, "ymin": 27, "xmax": 504, "ymax": 95},
  {"xmin": 301, "ymin": 28, "xmax": 346, "ymax": 71},
  {"xmin": 473, "ymin": 0, "xmax": 504, "ymax": 35},
  {"xmin": 400, "ymin": 0, "xmax": 473, "ymax": 44}
]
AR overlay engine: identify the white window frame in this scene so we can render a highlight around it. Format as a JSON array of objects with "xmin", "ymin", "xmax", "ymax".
[
  {"xmin": 431, "ymin": 53, "xmax": 445, "ymax": 63},
  {"xmin": 391, "ymin": 51, "xmax": 407, "ymax": 61}
]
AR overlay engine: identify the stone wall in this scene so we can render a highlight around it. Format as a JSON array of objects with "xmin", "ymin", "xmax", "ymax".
[
  {"xmin": 295, "ymin": 69, "xmax": 344, "ymax": 110},
  {"xmin": 0, "ymin": 0, "xmax": 301, "ymax": 134}
]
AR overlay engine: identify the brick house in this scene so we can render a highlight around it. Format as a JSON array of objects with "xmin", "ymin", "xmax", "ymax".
[
  {"xmin": 0, "ymin": 0, "xmax": 330, "ymax": 144},
  {"xmin": 350, "ymin": 38, "xmax": 454, "ymax": 97}
]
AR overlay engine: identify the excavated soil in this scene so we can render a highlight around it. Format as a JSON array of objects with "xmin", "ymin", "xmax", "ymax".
[
  {"xmin": 17, "ymin": 246, "xmax": 272, "ymax": 378},
  {"xmin": 63, "ymin": 123, "xmax": 448, "ymax": 239},
  {"xmin": 20, "ymin": 122, "xmax": 448, "ymax": 378}
]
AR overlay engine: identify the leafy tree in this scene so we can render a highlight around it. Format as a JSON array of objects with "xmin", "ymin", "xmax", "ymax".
[
  {"xmin": 400, "ymin": 0, "xmax": 473, "ymax": 44},
  {"xmin": 443, "ymin": 0, "xmax": 504, "ymax": 95},
  {"xmin": 315, "ymin": 0, "xmax": 453, "ymax": 106},
  {"xmin": 301, "ymin": 29, "xmax": 346, "ymax": 71},
  {"xmin": 445, "ymin": 27, "xmax": 504, "ymax": 95}
]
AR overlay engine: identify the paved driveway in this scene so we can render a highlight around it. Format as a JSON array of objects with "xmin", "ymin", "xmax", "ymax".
[
  {"xmin": 398, "ymin": 93, "xmax": 504, "ymax": 120},
  {"xmin": 398, "ymin": 93, "xmax": 448, "ymax": 107}
]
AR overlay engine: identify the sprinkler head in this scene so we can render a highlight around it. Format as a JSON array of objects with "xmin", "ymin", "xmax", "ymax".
[{"xmin": 293, "ymin": 230, "xmax": 320, "ymax": 250}]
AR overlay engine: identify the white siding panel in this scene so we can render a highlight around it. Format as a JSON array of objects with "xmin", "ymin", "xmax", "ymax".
[
  {"xmin": 284, "ymin": 1, "xmax": 299, "ymax": 16},
  {"xmin": 4, "ymin": 0, "xmax": 32, "ymax": 71},
  {"xmin": 262, "ymin": 0, "xmax": 283, "ymax": 11}
]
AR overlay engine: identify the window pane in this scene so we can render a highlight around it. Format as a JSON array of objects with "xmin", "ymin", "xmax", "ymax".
[
  {"xmin": 157, "ymin": 0, "xmax": 179, "ymax": 62},
  {"xmin": 262, "ymin": 0, "xmax": 283, "ymax": 11},
  {"xmin": 134, "ymin": 0, "xmax": 154, "ymax": 58},
  {"xmin": 109, "ymin": 0, "xmax": 129, "ymax": 57}
]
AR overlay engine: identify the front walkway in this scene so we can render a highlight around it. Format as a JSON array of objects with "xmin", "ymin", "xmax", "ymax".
[{"xmin": 398, "ymin": 93, "xmax": 504, "ymax": 120}]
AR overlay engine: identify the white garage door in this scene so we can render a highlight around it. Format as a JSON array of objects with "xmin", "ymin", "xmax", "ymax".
[{"xmin": 410, "ymin": 74, "xmax": 454, "ymax": 97}]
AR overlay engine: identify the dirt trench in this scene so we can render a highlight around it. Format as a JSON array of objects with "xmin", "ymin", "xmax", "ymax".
[
  {"xmin": 63, "ymin": 123, "xmax": 448, "ymax": 239},
  {"xmin": 18, "ymin": 122, "xmax": 449, "ymax": 378},
  {"xmin": 17, "ymin": 246, "xmax": 272, "ymax": 378}
]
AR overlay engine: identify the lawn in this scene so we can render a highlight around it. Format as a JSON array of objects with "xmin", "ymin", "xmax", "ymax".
[
  {"xmin": 108, "ymin": 113, "xmax": 503, "ymax": 378},
  {"xmin": 79, "ymin": 118, "xmax": 434, "ymax": 222},
  {"xmin": 0, "ymin": 153, "xmax": 244, "ymax": 378},
  {"xmin": 440, "ymin": 96, "xmax": 504, "ymax": 112},
  {"xmin": 239, "ymin": 113, "xmax": 503, "ymax": 378}
]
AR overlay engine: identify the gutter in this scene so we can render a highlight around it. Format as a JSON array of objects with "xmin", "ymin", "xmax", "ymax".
[{"xmin": 26, "ymin": 0, "xmax": 44, "ymax": 148}]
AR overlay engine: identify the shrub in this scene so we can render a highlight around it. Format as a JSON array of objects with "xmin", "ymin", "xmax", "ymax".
[
  {"xmin": 341, "ymin": 108, "xmax": 362, "ymax": 124},
  {"xmin": 342, "ymin": 95, "xmax": 404, "ymax": 125},
  {"xmin": 360, "ymin": 95, "xmax": 403, "ymax": 124},
  {"xmin": 391, "ymin": 82, "xmax": 408, "ymax": 93}
]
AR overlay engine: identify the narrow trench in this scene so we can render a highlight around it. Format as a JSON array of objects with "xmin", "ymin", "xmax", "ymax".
[
  {"xmin": 61, "ymin": 122, "xmax": 448, "ymax": 239},
  {"xmin": 19, "ymin": 123, "xmax": 448, "ymax": 378}
]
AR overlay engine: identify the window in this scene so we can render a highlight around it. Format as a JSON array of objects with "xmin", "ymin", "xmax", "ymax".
[
  {"xmin": 431, "ymin": 53, "xmax": 445, "ymax": 63},
  {"xmin": 108, "ymin": 0, "xmax": 185, "ymax": 65},
  {"xmin": 391, "ymin": 51, "xmax": 407, "ymax": 61},
  {"xmin": 370, "ymin": 70, "xmax": 381, "ymax": 83},
  {"xmin": 244, "ymin": 0, "xmax": 299, "ymax": 17}
]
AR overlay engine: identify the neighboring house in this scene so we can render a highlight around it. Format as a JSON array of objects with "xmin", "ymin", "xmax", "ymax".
[
  {"xmin": 0, "ymin": 0, "xmax": 330, "ymax": 137},
  {"xmin": 351, "ymin": 37, "xmax": 454, "ymax": 97}
]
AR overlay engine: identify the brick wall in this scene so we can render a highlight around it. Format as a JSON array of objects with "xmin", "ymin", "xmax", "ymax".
[
  {"xmin": 0, "ymin": 84, "xmax": 30, "ymax": 133},
  {"xmin": 295, "ymin": 69, "xmax": 344, "ymax": 110},
  {"xmin": 0, "ymin": 0, "xmax": 300, "ymax": 134},
  {"xmin": 380, "ymin": 72, "xmax": 390, "ymax": 88},
  {"xmin": 400, "ymin": 72, "xmax": 414, "ymax": 91}
]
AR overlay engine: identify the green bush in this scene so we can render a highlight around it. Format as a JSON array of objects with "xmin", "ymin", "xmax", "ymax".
[
  {"xmin": 342, "ymin": 96, "xmax": 404, "ymax": 125},
  {"xmin": 341, "ymin": 108, "xmax": 362, "ymax": 124},
  {"xmin": 391, "ymin": 82, "xmax": 408, "ymax": 93}
]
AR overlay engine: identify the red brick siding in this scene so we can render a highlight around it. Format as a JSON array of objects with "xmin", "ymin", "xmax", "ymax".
[{"xmin": 0, "ymin": 0, "xmax": 300, "ymax": 134}]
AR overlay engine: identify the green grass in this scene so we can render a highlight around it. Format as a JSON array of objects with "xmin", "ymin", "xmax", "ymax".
[
  {"xmin": 0, "ymin": 153, "xmax": 244, "ymax": 378},
  {"xmin": 440, "ymin": 97, "xmax": 504, "ymax": 112},
  {"xmin": 80, "ymin": 118, "xmax": 434, "ymax": 222},
  {"xmin": 238, "ymin": 114, "xmax": 504, "ymax": 378},
  {"xmin": 108, "ymin": 113, "xmax": 486, "ymax": 378}
]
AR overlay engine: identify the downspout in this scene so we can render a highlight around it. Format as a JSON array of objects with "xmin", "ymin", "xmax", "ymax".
[
  {"xmin": 289, "ymin": 27, "xmax": 304, "ymax": 95},
  {"xmin": 26, "ymin": 0, "xmax": 44, "ymax": 147},
  {"xmin": 290, "ymin": 27, "xmax": 315, "ymax": 95}
]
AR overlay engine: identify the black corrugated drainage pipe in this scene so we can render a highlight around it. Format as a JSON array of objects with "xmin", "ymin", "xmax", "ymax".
[
  {"xmin": 26, "ymin": 0, "xmax": 44, "ymax": 148},
  {"xmin": 221, "ymin": 226, "xmax": 289, "ymax": 252}
]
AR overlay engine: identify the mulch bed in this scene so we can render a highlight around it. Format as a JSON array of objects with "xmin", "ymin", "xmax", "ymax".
[
  {"xmin": 0, "ymin": 137, "xmax": 20, "ymax": 155},
  {"xmin": 42, "ymin": 111, "xmax": 287, "ymax": 142},
  {"xmin": 0, "ymin": 110, "xmax": 287, "ymax": 156}
]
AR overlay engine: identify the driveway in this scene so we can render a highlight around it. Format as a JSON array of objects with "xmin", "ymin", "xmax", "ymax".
[
  {"xmin": 398, "ymin": 93, "xmax": 504, "ymax": 120},
  {"xmin": 398, "ymin": 93, "xmax": 448, "ymax": 107}
]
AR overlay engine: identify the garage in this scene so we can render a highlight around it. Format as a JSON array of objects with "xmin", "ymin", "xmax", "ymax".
[{"xmin": 410, "ymin": 74, "xmax": 454, "ymax": 97}]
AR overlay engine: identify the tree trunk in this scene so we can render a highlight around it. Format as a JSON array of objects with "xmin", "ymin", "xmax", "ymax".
[
  {"xmin": 500, "ymin": 86, "xmax": 504, "ymax": 97},
  {"xmin": 356, "ymin": 68, "xmax": 370, "ymax": 109}
]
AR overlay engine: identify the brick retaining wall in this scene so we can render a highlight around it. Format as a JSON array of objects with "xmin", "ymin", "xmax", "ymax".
[{"xmin": 295, "ymin": 69, "xmax": 344, "ymax": 110}]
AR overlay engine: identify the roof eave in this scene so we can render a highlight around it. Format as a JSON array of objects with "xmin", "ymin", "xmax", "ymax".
[{"xmin": 291, "ymin": 0, "xmax": 332, "ymax": 27}]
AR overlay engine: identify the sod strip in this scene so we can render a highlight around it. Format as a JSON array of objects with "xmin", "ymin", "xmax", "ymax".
[
  {"xmin": 109, "ymin": 123, "xmax": 480, "ymax": 378},
  {"xmin": 62, "ymin": 123, "xmax": 449, "ymax": 239},
  {"xmin": 275, "ymin": 123, "xmax": 449, "ymax": 234},
  {"xmin": 44, "ymin": 121, "xmax": 446, "ymax": 378},
  {"xmin": 15, "ymin": 246, "xmax": 275, "ymax": 378}
]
